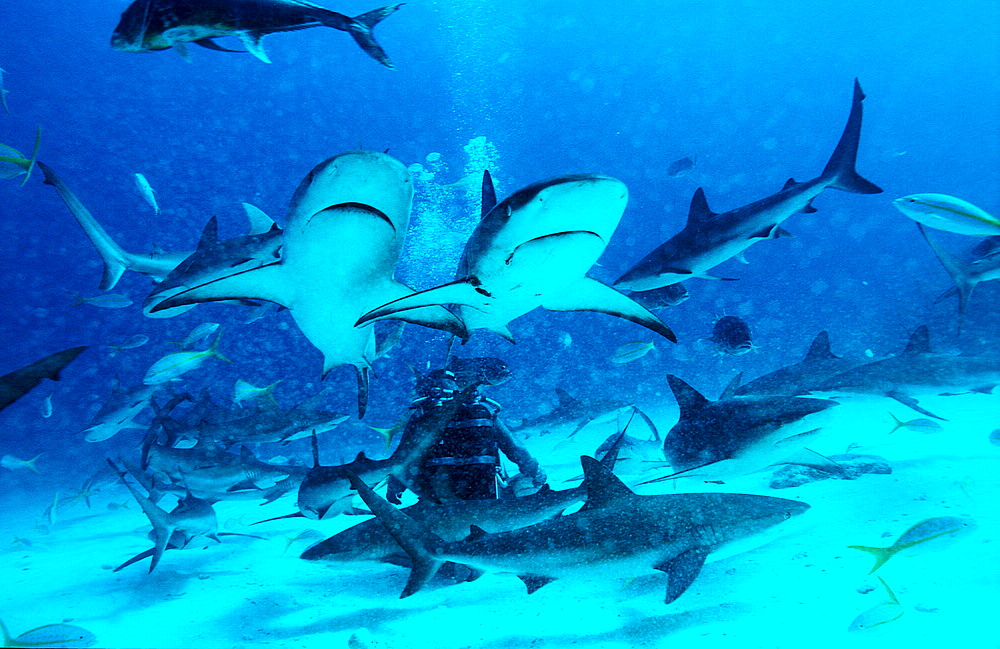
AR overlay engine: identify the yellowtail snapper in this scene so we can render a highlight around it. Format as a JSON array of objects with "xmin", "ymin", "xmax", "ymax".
[
  {"xmin": 848, "ymin": 577, "xmax": 904, "ymax": 632},
  {"xmin": 894, "ymin": 193, "xmax": 1000, "ymax": 236},
  {"xmin": 888, "ymin": 412, "xmax": 942, "ymax": 434},
  {"xmin": 0, "ymin": 618, "xmax": 96, "ymax": 648},
  {"xmin": 611, "ymin": 341, "xmax": 656, "ymax": 364},
  {"xmin": 849, "ymin": 515, "xmax": 977, "ymax": 573},
  {"xmin": 143, "ymin": 330, "xmax": 229, "ymax": 385}
]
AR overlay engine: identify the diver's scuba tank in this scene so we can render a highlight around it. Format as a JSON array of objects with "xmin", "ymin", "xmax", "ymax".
[{"xmin": 424, "ymin": 386, "xmax": 502, "ymax": 500}]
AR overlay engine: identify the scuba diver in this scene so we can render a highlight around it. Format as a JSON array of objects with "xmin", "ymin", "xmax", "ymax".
[{"xmin": 387, "ymin": 358, "xmax": 546, "ymax": 504}]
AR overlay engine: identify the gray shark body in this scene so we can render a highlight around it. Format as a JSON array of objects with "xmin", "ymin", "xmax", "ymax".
[
  {"xmin": 919, "ymin": 224, "xmax": 1000, "ymax": 329},
  {"xmin": 0, "ymin": 346, "xmax": 87, "ymax": 412},
  {"xmin": 661, "ymin": 375, "xmax": 837, "ymax": 476},
  {"xmin": 82, "ymin": 380, "xmax": 161, "ymax": 442},
  {"xmin": 348, "ymin": 456, "xmax": 809, "ymax": 603},
  {"xmin": 151, "ymin": 151, "xmax": 466, "ymax": 417},
  {"xmin": 734, "ymin": 331, "xmax": 864, "ymax": 397},
  {"xmin": 614, "ymin": 80, "xmax": 882, "ymax": 291},
  {"xmin": 356, "ymin": 173, "xmax": 676, "ymax": 343},
  {"xmin": 512, "ymin": 388, "xmax": 632, "ymax": 437}
]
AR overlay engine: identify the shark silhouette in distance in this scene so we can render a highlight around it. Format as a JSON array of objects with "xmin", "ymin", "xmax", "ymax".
[
  {"xmin": 151, "ymin": 151, "xmax": 467, "ymax": 417},
  {"xmin": 918, "ymin": 224, "xmax": 1000, "ymax": 332},
  {"xmin": 806, "ymin": 325, "xmax": 1000, "ymax": 421},
  {"xmin": 510, "ymin": 388, "xmax": 634, "ymax": 437},
  {"xmin": 355, "ymin": 171, "xmax": 677, "ymax": 344},
  {"xmin": 0, "ymin": 346, "xmax": 87, "ymax": 412},
  {"xmin": 614, "ymin": 79, "xmax": 882, "ymax": 292},
  {"xmin": 346, "ymin": 455, "xmax": 810, "ymax": 603},
  {"xmin": 655, "ymin": 375, "xmax": 838, "ymax": 480},
  {"xmin": 734, "ymin": 331, "xmax": 865, "ymax": 397}
]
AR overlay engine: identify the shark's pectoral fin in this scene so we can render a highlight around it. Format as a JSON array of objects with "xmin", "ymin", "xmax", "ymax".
[
  {"xmin": 365, "ymin": 280, "xmax": 470, "ymax": 340},
  {"xmin": 150, "ymin": 263, "xmax": 290, "ymax": 313},
  {"xmin": 885, "ymin": 390, "xmax": 947, "ymax": 421},
  {"xmin": 356, "ymin": 365, "xmax": 370, "ymax": 419},
  {"xmin": 518, "ymin": 574, "xmax": 557, "ymax": 594},
  {"xmin": 542, "ymin": 277, "xmax": 677, "ymax": 342},
  {"xmin": 657, "ymin": 546, "xmax": 710, "ymax": 604},
  {"xmin": 356, "ymin": 279, "xmax": 490, "ymax": 327},
  {"xmin": 238, "ymin": 32, "xmax": 271, "ymax": 63},
  {"xmin": 113, "ymin": 547, "xmax": 157, "ymax": 573}
]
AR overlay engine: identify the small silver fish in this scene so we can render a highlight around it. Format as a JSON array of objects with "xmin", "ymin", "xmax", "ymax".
[
  {"xmin": 558, "ymin": 331, "xmax": 573, "ymax": 349},
  {"xmin": 40, "ymin": 394, "xmax": 53, "ymax": 419},
  {"xmin": 848, "ymin": 577, "xmax": 904, "ymax": 632},
  {"xmin": 67, "ymin": 291, "xmax": 133, "ymax": 309},
  {"xmin": 611, "ymin": 341, "xmax": 655, "ymax": 364},
  {"xmin": 134, "ymin": 172, "xmax": 160, "ymax": 214},
  {"xmin": 107, "ymin": 334, "xmax": 150, "ymax": 357},
  {"xmin": 667, "ymin": 155, "xmax": 696, "ymax": 178},
  {"xmin": 888, "ymin": 413, "xmax": 943, "ymax": 434},
  {"xmin": 172, "ymin": 322, "xmax": 220, "ymax": 349}
]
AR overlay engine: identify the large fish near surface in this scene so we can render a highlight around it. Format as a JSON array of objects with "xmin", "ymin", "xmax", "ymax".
[
  {"xmin": 356, "ymin": 171, "xmax": 676, "ymax": 343},
  {"xmin": 615, "ymin": 79, "xmax": 882, "ymax": 291},
  {"xmin": 151, "ymin": 151, "xmax": 467, "ymax": 417},
  {"xmin": 0, "ymin": 347, "xmax": 87, "ymax": 412},
  {"xmin": 111, "ymin": 0, "xmax": 403, "ymax": 68},
  {"xmin": 348, "ymin": 456, "xmax": 810, "ymax": 603}
]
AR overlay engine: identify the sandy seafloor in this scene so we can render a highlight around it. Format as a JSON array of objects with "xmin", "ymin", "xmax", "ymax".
[{"xmin": 1, "ymin": 393, "xmax": 997, "ymax": 649}]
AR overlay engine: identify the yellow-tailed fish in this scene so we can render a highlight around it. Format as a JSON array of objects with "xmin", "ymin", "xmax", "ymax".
[
  {"xmin": 0, "ymin": 126, "xmax": 41, "ymax": 185},
  {"xmin": 893, "ymin": 193, "xmax": 1000, "ymax": 236},
  {"xmin": 233, "ymin": 378, "xmax": 282, "ymax": 406},
  {"xmin": 1, "ymin": 454, "xmax": 41, "ymax": 474},
  {"xmin": 0, "ymin": 617, "xmax": 97, "ymax": 648},
  {"xmin": 611, "ymin": 341, "xmax": 655, "ymax": 364},
  {"xmin": 171, "ymin": 322, "xmax": 220, "ymax": 349},
  {"xmin": 367, "ymin": 416, "xmax": 408, "ymax": 451},
  {"xmin": 107, "ymin": 334, "xmax": 149, "ymax": 357},
  {"xmin": 133, "ymin": 172, "xmax": 160, "ymax": 214},
  {"xmin": 143, "ymin": 331, "xmax": 229, "ymax": 385},
  {"xmin": 66, "ymin": 291, "xmax": 133, "ymax": 309},
  {"xmin": 848, "ymin": 577, "xmax": 904, "ymax": 631},
  {"xmin": 849, "ymin": 515, "xmax": 977, "ymax": 573},
  {"xmin": 888, "ymin": 413, "xmax": 942, "ymax": 434}
]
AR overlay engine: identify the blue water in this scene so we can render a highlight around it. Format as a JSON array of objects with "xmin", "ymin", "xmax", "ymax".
[{"xmin": 0, "ymin": 0, "xmax": 998, "ymax": 641}]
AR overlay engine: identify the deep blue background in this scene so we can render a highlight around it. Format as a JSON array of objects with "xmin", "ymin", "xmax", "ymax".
[{"xmin": 1, "ymin": 0, "xmax": 998, "ymax": 474}]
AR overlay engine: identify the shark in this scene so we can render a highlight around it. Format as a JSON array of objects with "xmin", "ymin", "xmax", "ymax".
[
  {"xmin": 0, "ymin": 346, "xmax": 87, "ymax": 412},
  {"xmin": 151, "ymin": 151, "xmax": 467, "ymax": 417},
  {"xmin": 355, "ymin": 172, "xmax": 677, "ymax": 344},
  {"xmin": 511, "ymin": 388, "xmax": 633, "ymax": 437},
  {"xmin": 82, "ymin": 379, "xmax": 162, "ymax": 442},
  {"xmin": 657, "ymin": 375, "xmax": 838, "ymax": 478},
  {"xmin": 734, "ymin": 331, "xmax": 865, "ymax": 397},
  {"xmin": 614, "ymin": 79, "xmax": 882, "ymax": 291},
  {"xmin": 111, "ymin": 0, "xmax": 402, "ymax": 68},
  {"xmin": 918, "ymin": 224, "xmax": 1000, "ymax": 330},
  {"xmin": 347, "ymin": 455, "xmax": 810, "ymax": 602},
  {"xmin": 808, "ymin": 325, "xmax": 1000, "ymax": 420}
]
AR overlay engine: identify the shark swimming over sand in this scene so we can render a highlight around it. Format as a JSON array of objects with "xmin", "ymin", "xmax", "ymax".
[
  {"xmin": 111, "ymin": 0, "xmax": 403, "ymax": 68},
  {"xmin": 734, "ymin": 331, "xmax": 864, "ymax": 397},
  {"xmin": 0, "ymin": 347, "xmax": 87, "ymax": 412},
  {"xmin": 151, "ymin": 151, "xmax": 467, "ymax": 417},
  {"xmin": 355, "ymin": 172, "xmax": 677, "ymax": 343},
  {"xmin": 614, "ymin": 80, "xmax": 882, "ymax": 291},
  {"xmin": 347, "ymin": 455, "xmax": 810, "ymax": 603},
  {"xmin": 511, "ymin": 388, "xmax": 633, "ymax": 437}
]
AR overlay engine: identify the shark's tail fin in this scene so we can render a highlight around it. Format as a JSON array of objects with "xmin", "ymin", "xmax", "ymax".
[
  {"xmin": 847, "ymin": 544, "xmax": 894, "ymax": 574},
  {"xmin": 820, "ymin": 79, "xmax": 882, "ymax": 195},
  {"xmin": 38, "ymin": 161, "xmax": 133, "ymax": 290},
  {"xmin": 331, "ymin": 3, "xmax": 403, "ymax": 70},
  {"xmin": 917, "ymin": 224, "xmax": 976, "ymax": 332},
  {"xmin": 346, "ymin": 469, "xmax": 447, "ymax": 598}
]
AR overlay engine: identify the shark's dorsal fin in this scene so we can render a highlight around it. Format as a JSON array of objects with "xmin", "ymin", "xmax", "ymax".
[
  {"xmin": 686, "ymin": 188, "xmax": 716, "ymax": 224},
  {"xmin": 580, "ymin": 455, "xmax": 633, "ymax": 510},
  {"xmin": 666, "ymin": 375, "xmax": 710, "ymax": 418},
  {"xmin": 718, "ymin": 373, "xmax": 743, "ymax": 400},
  {"xmin": 353, "ymin": 450, "xmax": 368, "ymax": 463},
  {"xmin": 782, "ymin": 178, "xmax": 799, "ymax": 190},
  {"xmin": 901, "ymin": 325, "xmax": 931, "ymax": 355},
  {"xmin": 554, "ymin": 388, "xmax": 577, "ymax": 407},
  {"xmin": 518, "ymin": 574, "xmax": 556, "ymax": 594},
  {"xmin": 804, "ymin": 331, "xmax": 840, "ymax": 361},
  {"xmin": 197, "ymin": 216, "xmax": 219, "ymax": 250},
  {"xmin": 481, "ymin": 170, "xmax": 497, "ymax": 219},
  {"xmin": 465, "ymin": 525, "xmax": 489, "ymax": 542}
]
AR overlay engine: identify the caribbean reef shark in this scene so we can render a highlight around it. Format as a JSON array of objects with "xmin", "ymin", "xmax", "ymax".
[
  {"xmin": 151, "ymin": 151, "xmax": 467, "ymax": 417},
  {"xmin": 0, "ymin": 347, "xmax": 87, "ymax": 412},
  {"xmin": 83, "ymin": 380, "xmax": 161, "ymax": 442},
  {"xmin": 614, "ymin": 79, "xmax": 882, "ymax": 291},
  {"xmin": 658, "ymin": 375, "xmax": 838, "ymax": 478},
  {"xmin": 355, "ymin": 172, "xmax": 677, "ymax": 343},
  {"xmin": 511, "ymin": 388, "xmax": 633, "ymax": 437},
  {"xmin": 808, "ymin": 325, "xmax": 1000, "ymax": 421},
  {"xmin": 734, "ymin": 331, "xmax": 865, "ymax": 397},
  {"xmin": 111, "ymin": 0, "xmax": 402, "ymax": 68},
  {"xmin": 918, "ymin": 224, "xmax": 1000, "ymax": 331},
  {"xmin": 347, "ymin": 455, "xmax": 810, "ymax": 602}
]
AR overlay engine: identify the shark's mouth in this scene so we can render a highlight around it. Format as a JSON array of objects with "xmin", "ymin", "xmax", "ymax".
[{"xmin": 308, "ymin": 202, "xmax": 395, "ymax": 233}]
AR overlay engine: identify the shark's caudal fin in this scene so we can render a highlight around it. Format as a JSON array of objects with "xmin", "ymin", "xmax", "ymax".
[
  {"xmin": 107, "ymin": 459, "xmax": 175, "ymax": 572},
  {"xmin": 917, "ymin": 224, "xmax": 977, "ymax": 329},
  {"xmin": 346, "ymin": 469, "xmax": 447, "ymax": 598},
  {"xmin": 38, "ymin": 162, "xmax": 132, "ymax": 290},
  {"xmin": 820, "ymin": 79, "xmax": 882, "ymax": 195},
  {"xmin": 335, "ymin": 3, "xmax": 404, "ymax": 70}
]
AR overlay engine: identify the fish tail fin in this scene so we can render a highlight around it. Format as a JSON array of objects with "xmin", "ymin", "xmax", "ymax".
[
  {"xmin": 346, "ymin": 469, "xmax": 446, "ymax": 598},
  {"xmin": 820, "ymin": 79, "xmax": 882, "ymax": 194},
  {"xmin": 0, "ymin": 617, "xmax": 11, "ymax": 646},
  {"xmin": 25, "ymin": 453, "xmax": 42, "ymax": 474},
  {"xmin": 338, "ymin": 3, "xmax": 404, "ymax": 69},
  {"xmin": 848, "ymin": 544, "xmax": 893, "ymax": 573},
  {"xmin": 39, "ymin": 161, "xmax": 133, "ymax": 290},
  {"xmin": 917, "ymin": 224, "xmax": 975, "ymax": 331},
  {"xmin": 888, "ymin": 412, "xmax": 905, "ymax": 434},
  {"xmin": 208, "ymin": 331, "xmax": 231, "ymax": 363},
  {"xmin": 262, "ymin": 380, "xmax": 282, "ymax": 407}
]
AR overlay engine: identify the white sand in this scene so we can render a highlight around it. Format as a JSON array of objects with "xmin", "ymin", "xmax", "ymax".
[{"xmin": 1, "ymin": 393, "xmax": 997, "ymax": 649}]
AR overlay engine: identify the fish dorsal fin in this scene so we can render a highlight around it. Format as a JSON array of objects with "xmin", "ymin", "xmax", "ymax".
[
  {"xmin": 686, "ymin": 188, "xmax": 716, "ymax": 224},
  {"xmin": 719, "ymin": 372, "xmax": 743, "ymax": 400},
  {"xmin": 481, "ymin": 170, "xmax": 497, "ymax": 219},
  {"xmin": 580, "ymin": 455, "xmax": 633, "ymax": 510},
  {"xmin": 242, "ymin": 202, "xmax": 276, "ymax": 235},
  {"xmin": 782, "ymin": 178, "xmax": 799, "ymax": 190},
  {"xmin": 805, "ymin": 331, "xmax": 840, "ymax": 361},
  {"xmin": 465, "ymin": 525, "xmax": 489, "ymax": 542},
  {"xmin": 197, "ymin": 216, "xmax": 219, "ymax": 250},
  {"xmin": 554, "ymin": 388, "xmax": 578, "ymax": 407},
  {"xmin": 902, "ymin": 325, "xmax": 932, "ymax": 355},
  {"xmin": 666, "ymin": 375, "xmax": 710, "ymax": 418}
]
